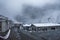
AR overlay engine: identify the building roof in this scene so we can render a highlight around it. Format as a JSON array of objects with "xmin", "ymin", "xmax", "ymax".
[
  {"xmin": 0, "ymin": 15, "xmax": 8, "ymax": 20},
  {"xmin": 14, "ymin": 22, "xmax": 21, "ymax": 24},
  {"xmin": 23, "ymin": 24, "xmax": 31, "ymax": 27},
  {"xmin": 33, "ymin": 23, "xmax": 60, "ymax": 27},
  {"xmin": 23, "ymin": 23, "xmax": 60, "ymax": 27}
]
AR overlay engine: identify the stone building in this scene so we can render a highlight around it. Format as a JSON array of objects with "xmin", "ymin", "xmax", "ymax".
[
  {"xmin": 0, "ymin": 15, "xmax": 13, "ymax": 32},
  {"xmin": 0, "ymin": 15, "xmax": 9, "ymax": 32},
  {"xmin": 23, "ymin": 24, "xmax": 31, "ymax": 31},
  {"xmin": 32, "ymin": 23, "xmax": 60, "ymax": 31},
  {"xmin": 22, "ymin": 23, "xmax": 60, "ymax": 32}
]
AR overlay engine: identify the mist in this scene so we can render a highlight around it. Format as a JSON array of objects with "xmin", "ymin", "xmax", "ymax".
[{"xmin": 0, "ymin": 0, "xmax": 60, "ymax": 23}]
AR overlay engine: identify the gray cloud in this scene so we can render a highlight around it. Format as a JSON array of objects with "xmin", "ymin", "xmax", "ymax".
[{"xmin": 0, "ymin": 0, "xmax": 60, "ymax": 23}]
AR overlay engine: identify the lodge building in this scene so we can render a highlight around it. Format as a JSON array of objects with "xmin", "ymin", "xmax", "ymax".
[
  {"xmin": 0, "ymin": 15, "xmax": 13, "ymax": 32},
  {"xmin": 22, "ymin": 23, "xmax": 60, "ymax": 32}
]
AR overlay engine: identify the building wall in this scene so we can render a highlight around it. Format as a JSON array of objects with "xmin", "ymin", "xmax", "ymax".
[{"xmin": 2, "ymin": 21, "xmax": 9, "ymax": 32}]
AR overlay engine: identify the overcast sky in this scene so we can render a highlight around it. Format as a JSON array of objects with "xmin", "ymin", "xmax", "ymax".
[{"xmin": 0, "ymin": 0, "xmax": 60, "ymax": 23}]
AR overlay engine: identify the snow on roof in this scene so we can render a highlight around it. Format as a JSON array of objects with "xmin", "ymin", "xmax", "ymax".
[
  {"xmin": 23, "ymin": 24, "xmax": 31, "ymax": 26},
  {"xmin": 14, "ymin": 22, "xmax": 21, "ymax": 24},
  {"xmin": 0, "ymin": 29, "xmax": 11, "ymax": 39},
  {"xmin": 3, "ymin": 29, "xmax": 11, "ymax": 39},
  {"xmin": 23, "ymin": 23, "xmax": 60, "ymax": 27},
  {"xmin": 33, "ymin": 23, "xmax": 60, "ymax": 27}
]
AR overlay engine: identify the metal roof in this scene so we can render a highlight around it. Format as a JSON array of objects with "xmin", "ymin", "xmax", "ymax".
[
  {"xmin": 23, "ymin": 23, "xmax": 60, "ymax": 27},
  {"xmin": 23, "ymin": 24, "xmax": 31, "ymax": 26},
  {"xmin": 33, "ymin": 23, "xmax": 60, "ymax": 27}
]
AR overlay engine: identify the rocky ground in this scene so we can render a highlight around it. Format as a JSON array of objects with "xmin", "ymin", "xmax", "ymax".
[
  {"xmin": 6, "ymin": 27, "xmax": 21, "ymax": 40},
  {"xmin": 20, "ymin": 29, "xmax": 60, "ymax": 40}
]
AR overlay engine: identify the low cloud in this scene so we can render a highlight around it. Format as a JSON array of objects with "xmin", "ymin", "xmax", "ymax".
[{"xmin": 0, "ymin": 0, "xmax": 60, "ymax": 23}]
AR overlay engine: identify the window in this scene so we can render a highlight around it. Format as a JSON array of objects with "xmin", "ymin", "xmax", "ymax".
[
  {"xmin": 32, "ymin": 27, "xmax": 36, "ymax": 31},
  {"xmin": 51, "ymin": 27, "xmax": 55, "ymax": 30},
  {"xmin": 42, "ymin": 28, "xmax": 47, "ymax": 31},
  {"xmin": 37, "ymin": 27, "xmax": 41, "ymax": 31},
  {"xmin": 26, "ymin": 27, "xmax": 29, "ymax": 31}
]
